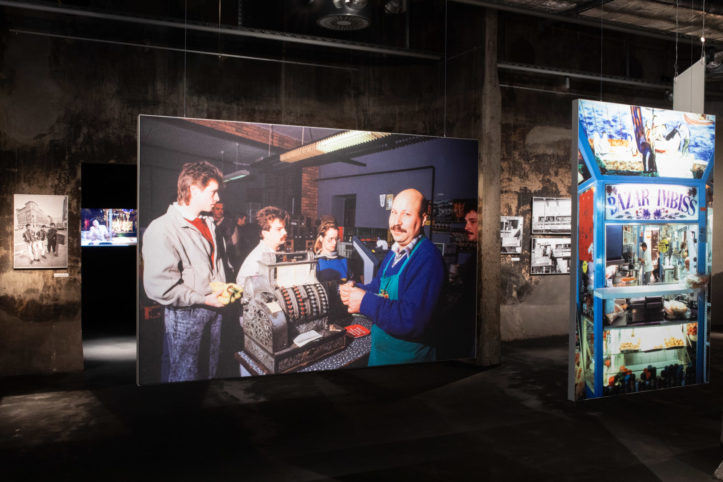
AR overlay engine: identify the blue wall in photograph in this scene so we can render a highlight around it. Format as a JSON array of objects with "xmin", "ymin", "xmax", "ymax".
[{"xmin": 317, "ymin": 136, "xmax": 478, "ymax": 229}]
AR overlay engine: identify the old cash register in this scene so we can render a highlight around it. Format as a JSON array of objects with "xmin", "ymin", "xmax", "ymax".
[{"xmin": 240, "ymin": 251, "xmax": 348, "ymax": 374}]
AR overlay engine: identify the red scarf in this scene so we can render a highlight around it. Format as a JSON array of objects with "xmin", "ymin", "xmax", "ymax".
[{"xmin": 186, "ymin": 217, "xmax": 215, "ymax": 263}]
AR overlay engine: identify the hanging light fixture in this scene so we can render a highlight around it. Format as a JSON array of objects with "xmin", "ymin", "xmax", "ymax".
[
  {"xmin": 317, "ymin": 0, "xmax": 371, "ymax": 31},
  {"xmin": 223, "ymin": 169, "xmax": 250, "ymax": 182}
]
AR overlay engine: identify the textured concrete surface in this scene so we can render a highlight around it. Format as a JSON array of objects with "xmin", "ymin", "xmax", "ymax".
[
  {"xmin": 4, "ymin": 3, "xmax": 723, "ymax": 378},
  {"xmin": 1, "ymin": 332, "xmax": 722, "ymax": 481}
]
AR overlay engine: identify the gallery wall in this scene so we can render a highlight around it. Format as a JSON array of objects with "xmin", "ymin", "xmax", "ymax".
[
  {"xmin": 491, "ymin": 14, "xmax": 723, "ymax": 340},
  {"xmin": 1, "ymin": 3, "xmax": 722, "ymax": 375},
  {"xmin": 0, "ymin": 136, "xmax": 82, "ymax": 375},
  {"xmin": 0, "ymin": 14, "xmax": 445, "ymax": 375}
]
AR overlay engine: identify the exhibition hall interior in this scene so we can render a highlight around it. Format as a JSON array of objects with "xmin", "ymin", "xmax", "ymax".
[{"xmin": 3, "ymin": 0, "xmax": 723, "ymax": 480}]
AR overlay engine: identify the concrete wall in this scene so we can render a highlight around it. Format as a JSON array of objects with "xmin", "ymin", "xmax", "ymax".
[
  {"xmin": 490, "ymin": 11, "xmax": 723, "ymax": 340},
  {"xmin": 0, "ymin": 36, "xmax": 84, "ymax": 374},
  {"xmin": 0, "ymin": 23, "xmax": 444, "ymax": 376},
  {"xmin": 2, "ymin": 4, "xmax": 723, "ymax": 374}
]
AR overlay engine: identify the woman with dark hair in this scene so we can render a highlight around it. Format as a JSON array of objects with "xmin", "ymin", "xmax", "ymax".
[{"xmin": 314, "ymin": 217, "xmax": 349, "ymax": 282}]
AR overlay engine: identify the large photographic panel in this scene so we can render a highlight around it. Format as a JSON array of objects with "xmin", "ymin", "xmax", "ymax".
[
  {"xmin": 138, "ymin": 116, "xmax": 478, "ymax": 385},
  {"xmin": 13, "ymin": 194, "xmax": 69, "ymax": 269},
  {"xmin": 578, "ymin": 99, "xmax": 715, "ymax": 178}
]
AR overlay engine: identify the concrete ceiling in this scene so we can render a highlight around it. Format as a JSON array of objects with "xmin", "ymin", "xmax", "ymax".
[{"xmin": 471, "ymin": 0, "xmax": 723, "ymax": 44}]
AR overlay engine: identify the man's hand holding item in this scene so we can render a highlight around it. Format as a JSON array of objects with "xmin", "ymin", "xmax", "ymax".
[
  {"xmin": 205, "ymin": 289, "xmax": 226, "ymax": 308},
  {"xmin": 340, "ymin": 281, "xmax": 365, "ymax": 314}
]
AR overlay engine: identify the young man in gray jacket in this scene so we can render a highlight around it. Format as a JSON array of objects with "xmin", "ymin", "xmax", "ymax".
[{"xmin": 142, "ymin": 161, "xmax": 226, "ymax": 382}]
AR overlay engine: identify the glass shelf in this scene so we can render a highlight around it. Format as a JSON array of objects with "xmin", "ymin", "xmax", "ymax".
[
  {"xmin": 604, "ymin": 319, "xmax": 696, "ymax": 330},
  {"xmin": 594, "ymin": 283, "xmax": 696, "ymax": 299}
]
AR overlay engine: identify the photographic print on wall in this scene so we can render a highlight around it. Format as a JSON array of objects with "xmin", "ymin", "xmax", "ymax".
[
  {"xmin": 531, "ymin": 197, "xmax": 571, "ymax": 234},
  {"xmin": 13, "ymin": 194, "xmax": 68, "ymax": 270},
  {"xmin": 137, "ymin": 115, "xmax": 478, "ymax": 385},
  {"xmin": 500, "ymin": 216, "xmax": 523, "ymax": 254},
  {"xmin": 531, "ymin": 237, "xmax": 571, "ymax": 275}
]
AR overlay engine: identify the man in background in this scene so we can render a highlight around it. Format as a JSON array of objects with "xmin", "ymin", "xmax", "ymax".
[
  {"xmin": 89, "ymin": 219, "xmax": 111, "ymax": 243},
  {"xmin": 236, "ymin": 206, "xmax": 289, "ymax": 287},
  {"xmin": 47, "ymin": 223, "xmax": 58, "ymax": 256},
  {"xmin": 212, "ymin": 201, "xmax": 237, "ymax": 280},
  {"xmin": 439, "ymin": 200, "xmax": 477, "ymax": 359},
  {"xmin": 640, "ymin": 242, "xmax": 654, "ymax": 285},
  {"xmin": 233, "ymin": 213, "xmax": 258, "ymax": 277}
]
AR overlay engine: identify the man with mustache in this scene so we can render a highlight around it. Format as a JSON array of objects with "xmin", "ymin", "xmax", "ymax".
[
  {"xmin": 340, "ymin": 188, "xmax": 445, "ymax": 366},
  {"xmin": 236, "ymin": 206, "xmax": 289, "ymax": 287}
]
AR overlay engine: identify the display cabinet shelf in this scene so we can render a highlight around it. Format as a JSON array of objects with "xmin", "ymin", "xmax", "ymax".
[
  {"xmin": 594, "ymin": 283, "xmax": 696, "ymax": 299},
  {"xmin": 604, "ymin": 319, "xmax": 696, "ymax": 330}
]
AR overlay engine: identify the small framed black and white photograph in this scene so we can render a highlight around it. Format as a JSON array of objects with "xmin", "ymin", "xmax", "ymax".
[
  {"xmin": 531, "ymin": 197, "xmax": 571, "ymax": 234},
  {"xmin": 500, "ymin": 216, "xmax": 523, "ymax": 254},
  {"xmin": 531, "ymin": 237, "xmax": 571, "ymax": 275},
  {"xmin": 14, "ymin": 194, "xmax": 69, "ymax": 269}
]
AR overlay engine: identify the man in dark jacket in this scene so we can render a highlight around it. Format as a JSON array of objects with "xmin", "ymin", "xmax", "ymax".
[{"xmin": 47, "ymin": 223, "xmax": 58, "ymax": 256}]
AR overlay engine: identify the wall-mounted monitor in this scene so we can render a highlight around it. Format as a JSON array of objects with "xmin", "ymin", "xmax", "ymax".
[{"xmin": 81, "ymin": 208, "xmax": 137, "ymax": 246}]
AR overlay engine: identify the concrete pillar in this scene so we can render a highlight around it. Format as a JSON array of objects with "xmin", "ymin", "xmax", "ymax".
[{"xmin": 477, "ymin": 8, "xmax": 502, "ymax": 366}]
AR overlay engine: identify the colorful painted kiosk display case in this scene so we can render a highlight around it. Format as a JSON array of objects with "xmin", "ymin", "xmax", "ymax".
[{"xmin": 568, "ymin": 99, "xmax": 715, "ymax": 400}]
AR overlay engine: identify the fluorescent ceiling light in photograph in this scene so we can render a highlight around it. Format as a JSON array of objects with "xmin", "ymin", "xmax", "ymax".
[
  {"xmin": 280, "ymin": 130, "xmax": 390, "ymax": 163},
  {"xmin": 223, "ymin": 169, "xmax": 250, "ymax": 182}
]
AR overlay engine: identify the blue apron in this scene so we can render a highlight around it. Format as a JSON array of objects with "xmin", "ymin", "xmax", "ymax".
[{"xmin": 368, "ymin": 241, "xmax": 435, "ymax": 366}]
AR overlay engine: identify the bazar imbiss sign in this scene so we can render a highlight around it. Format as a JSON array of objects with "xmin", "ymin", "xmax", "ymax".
[{"xmin": 605, "ymin": 183, "xmax": 699, "ymax": 221}]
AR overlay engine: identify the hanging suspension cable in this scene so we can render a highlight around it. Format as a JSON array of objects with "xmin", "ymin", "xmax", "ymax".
[
  {"xmin": 675, "ymin": 0, "xmax": 679, "ymax": 78},
  {"xmin": 599, "ymin": 0, "xmax": 603, "ymax": 101}
]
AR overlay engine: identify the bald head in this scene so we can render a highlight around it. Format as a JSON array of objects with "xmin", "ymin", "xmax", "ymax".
[{"xmin": 389, "ymin": 188, "xmax": 427, "ymax": 247}]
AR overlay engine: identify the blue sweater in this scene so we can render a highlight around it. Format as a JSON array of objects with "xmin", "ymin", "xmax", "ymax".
[
  {"xmin": 359, "ymin": 237, "xmax": 445, "ymax": 343},
  {"xmin": 317, "ymin": 257, "xmax": 349, "ymax": 281}
]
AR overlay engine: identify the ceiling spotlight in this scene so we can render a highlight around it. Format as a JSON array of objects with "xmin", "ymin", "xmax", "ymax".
[{"xmin": 317, "ymin": 0, "xmax": 371, "ymax": 30}]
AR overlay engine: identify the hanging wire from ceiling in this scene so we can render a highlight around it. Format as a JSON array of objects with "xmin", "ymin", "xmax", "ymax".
[
  {"xmin": 183, "ymin": 0, "xmax": 188, "ymax": 118},
  {"xmin": 599, "ymin": 0, "xmax": 603, "ymax": 101},
  {"xmin": 218, "ymin": 0, "xmax": 222, "ymax": 59},
  {"xmin": 690, "ymin": 0, "xmax": 694, "ymax": 64},
  {"xmin": 443, "ymin": 0, "xmax": 448, "ymax": 138},
  {"xmin": 701, "ymin": 0, "xmax": 706, "ymax": 58},
  {"xmin": 674, "ymin": 0, "xmax": 679, "ymax": 78}
]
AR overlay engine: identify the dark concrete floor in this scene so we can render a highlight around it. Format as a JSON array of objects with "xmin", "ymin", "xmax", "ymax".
[{"xmin": 1, "ymin": 333, "xmax": 723, "ymax": 481}]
